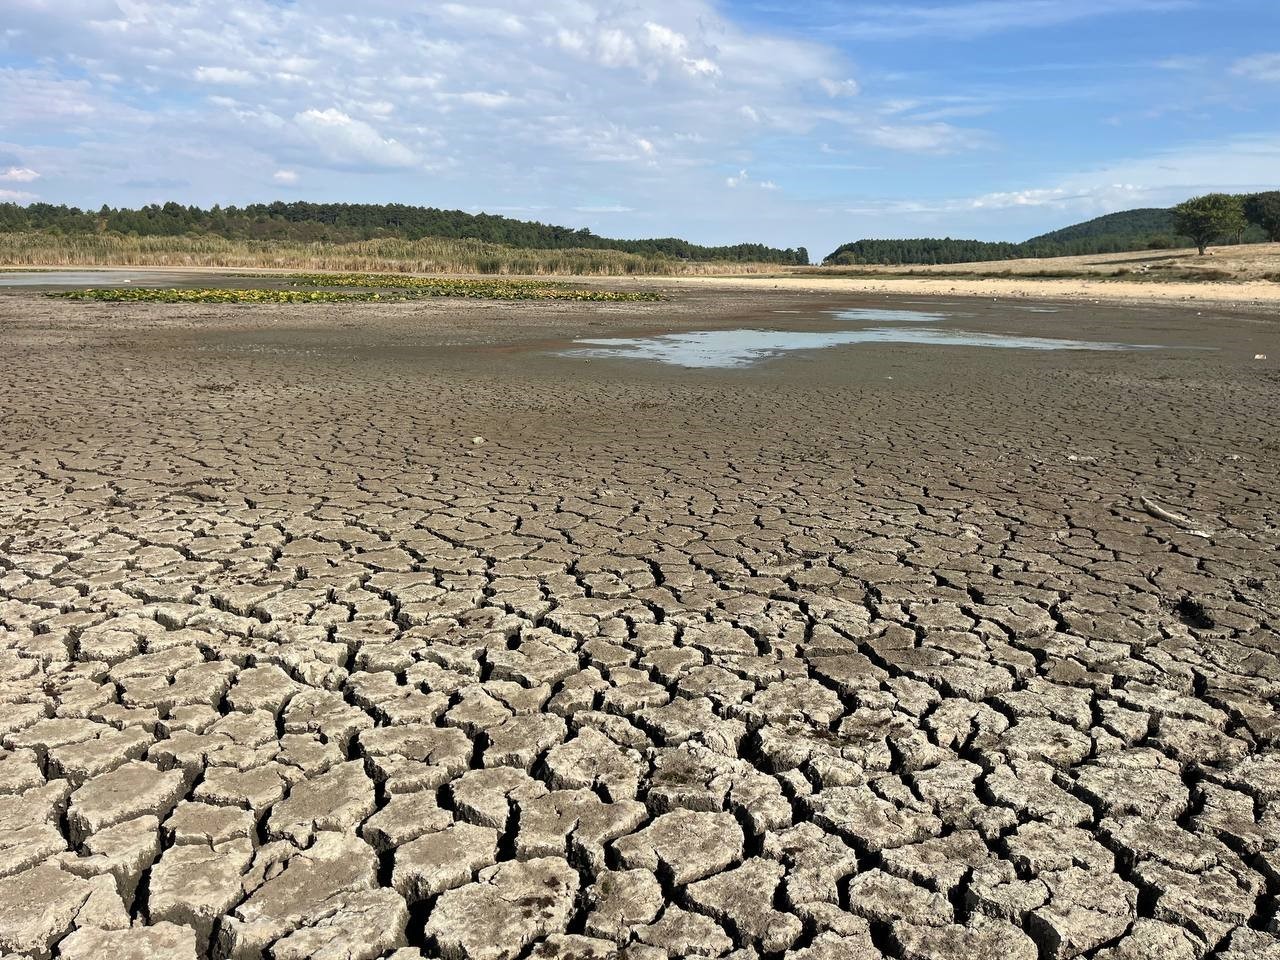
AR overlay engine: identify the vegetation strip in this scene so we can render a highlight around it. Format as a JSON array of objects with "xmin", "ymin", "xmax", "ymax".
[
  {"xmin": 47, "ymin": 281, "xmax": 664, "ymax": 304},
  {"xmin": 0, "ymin": 200, "xmax": 809, "ymax": 265},
  {"xmin": 271, "ymin": 273, "xmax": 662, "ymax": 300},
  {"xmin": 824, "ymin": 191, "xmax": 1280, "ymax": 265},
  {"xmin": 1, "ymin": 233, "xmax": 752, "ymax": 277}
]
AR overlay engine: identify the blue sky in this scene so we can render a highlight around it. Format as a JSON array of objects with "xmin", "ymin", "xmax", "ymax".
[{"xmin": 2, "ymin": 1, "xmax": 1278, "ymax": 258}]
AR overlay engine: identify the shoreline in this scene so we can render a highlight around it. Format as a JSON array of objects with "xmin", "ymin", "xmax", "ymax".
[
  {"xmin": 648, "ymin": 273, "xmax": 1280, "ymax": 310},
  {"xmin": 4, "ymin": 262, "xmax": 1279, "ymax": 310}
]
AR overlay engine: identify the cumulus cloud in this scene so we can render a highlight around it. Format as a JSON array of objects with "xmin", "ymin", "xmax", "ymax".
[
  {"xmin": 0, "ymin": 0, "xmax": 1003, "ymax": 256},
  {"xmin": 453, "ymin": 91, "xmax": 516, "ymax": 109},
  {"xmin": 0, "ymin": 0, "xmax": 879, "ymax": 197},
  {"xmin": 819, "ymin": 78, "xmax": 860, "ymax": 98},
  {"xmin": 0, "ymin": 188, "xmax": 37, "ymax": 201},
  {"xmin": 554, "ymin": 14, "xmax": 738, "ymax": 81},
  {"xmin": 726, "ymin": 169, "xmax": 778, "ymax": 190},
  {"xmin": 194, "ymin": 66, "xmax": 254, "ymax": 85},
  {"xmin": 293, "ymin": 108, "xmax": 419, "ymax": 169},
  {"xmin": 1, "ymin": 166, "xmax": 39, "ymax": 182}
]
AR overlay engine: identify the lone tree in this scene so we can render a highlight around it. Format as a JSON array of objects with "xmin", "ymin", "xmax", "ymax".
[
  {"xmin": 1173, "ymin": 193, "xmax": 1247, "ymax": 255},
  {"xmin": 1244, "ymin": 191, "xmax": 1280, "ymax": 242}
]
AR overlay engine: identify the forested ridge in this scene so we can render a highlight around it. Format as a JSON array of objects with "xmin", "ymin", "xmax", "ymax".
[
  {"xmin": 0, "ymin": 201, "xmax": 810, "ymax": 265},
  {"xmin": 824, "ymin": 204, "xmax": 1271, "ymax": 265}
]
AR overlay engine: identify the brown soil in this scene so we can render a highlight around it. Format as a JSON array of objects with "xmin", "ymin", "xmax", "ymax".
[{"xmin": 1, "ymin": 287, "xmax": 1277, "ymax": 959}]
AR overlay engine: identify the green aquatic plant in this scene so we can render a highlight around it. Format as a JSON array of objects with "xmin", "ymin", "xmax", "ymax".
[
  {"xmin": 50, "ymin": 288, "xmax": 368, "ymax": 304},
  {"xmin": 47, "ymin": 280, "xmax": 663, "ymax": 304},
  {"xmin": 271, "ymin": 273, "xmax": 661, "ymax": 301}
]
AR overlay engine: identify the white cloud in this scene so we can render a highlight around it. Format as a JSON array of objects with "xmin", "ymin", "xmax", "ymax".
[
  {"xmin": 554, "ymin": 16, "xmax": 729, "ymax": 80},
  {"xmin": 819, "ymin": 78, "xmax": 860, "ymax": 98},
  {"xmin": 863, "ymin": 123, "xmax": 986, "ymax": 154},
  {"xmin": 683, "ymin": 57, "xmax": 720, "ymax": 78},
  {"xmin": 575, "ymin": 204, "xmax": 634, "ymax": 213},
  {"xmin": 643, "ymin": 22, "xmax": 688, "ymax": 58},
  {"xmin": 841, "ymin": 135, "xmax": 1280, "ymax": 232},
  {"xmin": 0, "ymin": 166, "xmax": 40, "ymax": 182},
  {"xmin": 835, "ymin": 0, "xmax": 1194, "ymax": 40},
  {"xmin": 453, "ymin": 91, "xmax": 515, "ymax": 109},
  {"xmin": 726, "ymin": 169, "xmax": 778, "ymax": 190},
  {"xmin": 293, "ymin": 108, "xmax": 419, "ymax": 169},
  {"xmin": 438, "ymin": 4, "xmax": 525, "ymax": 35},
  {"xmin": 0, "ymin": 188, "xmax": 37, "ymax": 201},
  {"xmin": 0, "ymin": 0, "xmax": 866, "ymax": 193},
  {"xmin": 1154, "ymin": 55, "xmax": 1206, "ymax": 71},
  {"xmin": 1232, "ymin": 53, "xmax": 1280, "ymax": 83},
  {"xmin": 193, "ymin": 66, "xmax": 254, "ymax": 85},
  {"xmin": 272, "ymin": 169, "xmax": 298, "ymax": 184}
]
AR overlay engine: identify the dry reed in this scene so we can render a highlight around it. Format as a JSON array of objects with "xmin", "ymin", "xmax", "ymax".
[{"xmin": 0, "ymin": 233, "xmax": 778, "ymax": 277}]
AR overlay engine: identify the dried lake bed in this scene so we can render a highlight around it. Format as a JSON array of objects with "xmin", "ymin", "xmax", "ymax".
[{"xmin": 0, "ymin": 282, "xmax": 1277, "ymax": 960}]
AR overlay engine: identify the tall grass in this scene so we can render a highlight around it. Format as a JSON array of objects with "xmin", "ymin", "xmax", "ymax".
[{"xmin": 0, "ymin": 233, "xmax": 777, "ymax": 277}]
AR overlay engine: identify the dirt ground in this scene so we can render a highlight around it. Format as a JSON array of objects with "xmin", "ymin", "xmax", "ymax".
[
  {"xmin": 812, "ymin": 241, "xmax": 1280, "ymax": 279},
  {"xmin": 658, "ymin": 266, "xmax": 1280, "ymax": 310},
  {"xmin": 1, "ymin": 286, "xmax": 1278, "ymax": 960}
]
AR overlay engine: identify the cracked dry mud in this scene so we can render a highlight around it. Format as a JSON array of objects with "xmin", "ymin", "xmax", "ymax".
[{"xmin": 1, "ymin": 287, "xmax": 1278, "ymax": 960}]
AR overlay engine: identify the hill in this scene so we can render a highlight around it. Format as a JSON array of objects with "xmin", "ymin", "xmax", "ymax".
[
  {"xmin": 1025, "ymin": 208, "xmax": 1176, "ymax": 246},
  {"xmin": 0, "ymin": 201, "xmax": 809, "ymax": 266},
  {"xmin": 825, "ymin": 204, "xmax": 1268, "ymax": 266}
]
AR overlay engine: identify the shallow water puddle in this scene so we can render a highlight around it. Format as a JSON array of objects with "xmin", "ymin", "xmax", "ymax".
[
  {"xmin": 830, "ymin": 307, "xmax": 949, "ymax": 323},
  {"xmin": 564, "ymin": 326, "xmax": 1157, "ymax": 369}
]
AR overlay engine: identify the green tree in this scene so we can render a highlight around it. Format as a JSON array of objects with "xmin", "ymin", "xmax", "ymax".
[
  {"xmin": 1173, "ymin": 193, "xmax": 1246, "ymax": 255},
  {"xmin": 1243, "ymin": 191, "xmax": 1280, "ymax": 242}
]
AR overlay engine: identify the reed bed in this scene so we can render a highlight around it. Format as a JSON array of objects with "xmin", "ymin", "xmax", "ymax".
[{"xmin": 0, "ymin": 233, "xmax": 776, "ymax": 277}]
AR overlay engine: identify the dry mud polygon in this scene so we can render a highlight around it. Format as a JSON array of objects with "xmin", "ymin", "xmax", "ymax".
[{"xmin": 0, "ymin": 289, "xmax": 1278, "ymax": 960}]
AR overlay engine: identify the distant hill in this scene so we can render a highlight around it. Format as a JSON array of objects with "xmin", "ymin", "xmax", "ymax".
[
  {"xmin": 0, "ymin": 201, "xmax": 810, "ymax": 266},
  {"xmin": 1025, "ymin": 208, "xmax": 1176, "ymax": 246},
  {"xmin": 825, "ymin": 204, "xmax": 1268, "ymax": 266}
]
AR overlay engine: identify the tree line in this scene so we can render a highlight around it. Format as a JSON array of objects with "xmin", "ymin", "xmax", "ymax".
[
  {"xmin": 822, "ymin": 234, "xmax": 1184, "ymax": 266},
  {"xmin": 1174, "ymin": 192, "xmax": 1280, "ymax": 255},
  {"xmin": 0, "ymin": 201, "xmax": 810, "ymax": 265},
  {"xmin": 824, "ymin": 192, "xmax": 1280, "ymax": 265}
]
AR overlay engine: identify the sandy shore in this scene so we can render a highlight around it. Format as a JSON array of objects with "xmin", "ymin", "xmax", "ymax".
[{"xmin": 655, "ymin": 272, "xmax": 1280, "ymax": 308}]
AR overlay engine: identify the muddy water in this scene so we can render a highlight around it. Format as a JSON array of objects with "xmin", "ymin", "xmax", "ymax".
[
  {"xmin": 0, "ymin": 270, "xmax": 190, "ymax": 287},
  {"xmin": 561, "ymin": 306, "xmax": 1159, "ymax": 368}
]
